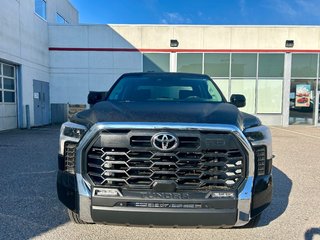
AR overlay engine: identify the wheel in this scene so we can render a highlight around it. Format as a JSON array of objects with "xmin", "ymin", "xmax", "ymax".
[
  {"xmin": 242, "ymin": 214, "xmax": 261, "ymax": 228},
  {"xmin": 67, "ymin": 209, "xmax": 89, "ymax": 224}
]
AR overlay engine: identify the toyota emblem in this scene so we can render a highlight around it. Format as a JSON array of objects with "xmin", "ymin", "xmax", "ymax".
[{"xmin": 151, "ymin": 132, "xmax": 179, "ymax": 151}]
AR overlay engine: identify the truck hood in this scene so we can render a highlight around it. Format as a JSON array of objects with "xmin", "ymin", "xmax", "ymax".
[{"xmin": 71, "ymin": 101, "xmax": 261, "ymax": 130}]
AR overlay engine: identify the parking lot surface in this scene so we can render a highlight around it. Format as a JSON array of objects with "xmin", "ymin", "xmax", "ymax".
[{"xmin": 0, "ymin": 125, "xmax": 319, "ymax": 240}]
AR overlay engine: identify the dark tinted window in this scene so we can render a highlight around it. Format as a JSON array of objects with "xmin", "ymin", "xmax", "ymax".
[{"xmin": 108, "ymin": 75, "xmax": 223, "ymax": 102}]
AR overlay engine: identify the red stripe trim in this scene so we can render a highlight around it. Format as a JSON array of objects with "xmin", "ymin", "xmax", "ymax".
[
  {"xmin": 48, "ymin": 47, "xmax": 139, "ymax": 52},
  {"xmin": 48, "ymin": 47, "xmax": 320, "ymax": 53}
]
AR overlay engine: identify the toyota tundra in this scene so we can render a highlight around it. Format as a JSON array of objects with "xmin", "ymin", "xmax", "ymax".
[{"xmin": 57, "ymin": 72, "xmax": 273, "ymax": 227}]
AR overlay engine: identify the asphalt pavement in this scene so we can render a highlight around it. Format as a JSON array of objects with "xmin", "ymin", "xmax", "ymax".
[{"xmin": 0, "ymin": 125, "xmax": 319, "ymax": 240}]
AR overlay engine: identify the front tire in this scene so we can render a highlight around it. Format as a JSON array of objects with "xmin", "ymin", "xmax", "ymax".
[
  {"xmin": 242, "ymin": 214, "xmax": 261, "ymax": 228},
  {"xmin": 67, "ymin": 209, "xmax": 89, "ymax": 224}
]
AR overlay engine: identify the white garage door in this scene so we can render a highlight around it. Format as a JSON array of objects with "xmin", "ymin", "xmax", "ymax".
[{"xmin": 0, "ymin": 63, "xmax": 17, "ymax": 131}]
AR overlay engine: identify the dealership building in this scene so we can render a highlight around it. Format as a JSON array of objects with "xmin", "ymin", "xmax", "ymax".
[{"xmin": 1, "ymin": 0, "xmax": 320, "ymax": 131}]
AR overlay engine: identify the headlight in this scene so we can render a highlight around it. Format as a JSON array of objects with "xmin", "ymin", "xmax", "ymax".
[
  {"xmin": 243, "ymin": 125, "xmax": 272, "ymax": 158},
  {"xmin": 59, "ymin": 122, "xmax": 87, "ymax": 155}
]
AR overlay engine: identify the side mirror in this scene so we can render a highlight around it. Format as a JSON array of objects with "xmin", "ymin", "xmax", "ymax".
[
  {"xmin": 87, "ymin": 91, "xmax": 107, "ymax": 106},
  {"xmin": 230, "ymin": 94, "xmax": 246, "ymax": 108}
]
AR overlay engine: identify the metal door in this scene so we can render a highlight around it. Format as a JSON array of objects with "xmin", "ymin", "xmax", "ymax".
[{"xmin": 33, "ymin": 80, "xmax": 50, "ymax": 126}]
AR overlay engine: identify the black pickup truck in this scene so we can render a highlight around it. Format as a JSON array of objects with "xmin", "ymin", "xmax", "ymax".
[{"xmin": 57, "ymin": 72, "xmax": 273, "ymax": 227}]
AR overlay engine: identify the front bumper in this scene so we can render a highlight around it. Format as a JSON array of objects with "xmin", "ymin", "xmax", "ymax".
[
  {"xmin": 90, "ymin": 187, "xmax": 237, "ymax": 226},
  {"xmin": 57, "ymin": 171, "xmax": 272, "ymax": 226},
  {"xmin": 57, "ymin": 122, "xmax": 272, "ymax": 227},
  {"xmin": 79, "ymin": 175, "xmax": 254, "ymax": 227},
  {"xmin": 92, "ymin": 206, "xmax": 237, "ymax": 227}
]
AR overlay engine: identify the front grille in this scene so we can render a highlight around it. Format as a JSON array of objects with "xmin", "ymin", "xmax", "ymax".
[
  {"xmin": 64, "ymin": 142, "xmax": 77, "ymax": 174},
  {"xmin": 253, "ymin": 146, "xmax": 267, "ymax": 176},
  {"xmin": 86, "ymin": 130, "xmax": 246, "ymax": 190}
]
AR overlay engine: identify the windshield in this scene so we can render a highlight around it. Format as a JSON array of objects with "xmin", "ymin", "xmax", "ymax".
[{"xmin": 108, "ymin": 75, "xmax": 224, "ymax": 103}]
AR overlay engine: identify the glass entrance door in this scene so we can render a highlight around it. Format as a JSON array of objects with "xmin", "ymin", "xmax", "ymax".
[{"xmin": 289, "ymin": 79, "xmax": 316, "ymax": 125}]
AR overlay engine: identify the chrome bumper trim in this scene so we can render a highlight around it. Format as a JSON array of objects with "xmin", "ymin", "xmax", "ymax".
[{"xmin": 76, "ymin": 173, "xmax": 93, "ymax": 223}]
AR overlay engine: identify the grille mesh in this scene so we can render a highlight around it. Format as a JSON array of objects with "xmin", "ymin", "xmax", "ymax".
[{"xmin": 86, "ymin": 132, "xmax": 246, "ymax": 190}]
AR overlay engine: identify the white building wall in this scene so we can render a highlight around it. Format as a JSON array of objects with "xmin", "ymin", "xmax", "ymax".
[
  {"xmin": 0, "ymin": 0, "xmax": 78, "ymax": 129},
  {"xmin": 49, "ymin": 25, "xmax": 142, "ymax": 104}
]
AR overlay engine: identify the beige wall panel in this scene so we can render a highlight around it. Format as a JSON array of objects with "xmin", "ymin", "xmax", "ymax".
[
  {"xmin": 111, "ymin": 25, "xmax": 143, "ymax": 49},
  {"xmin": 288, "ymin": 27, "xmax": 320, "ymax": 50},
  {"xmin": 257, "ymin": 27, "xmax": 289, "ymax": 49},
  {"xmin": 140, "ymin": 26, "xmax": 174, "ymax": 49},
  {"xmin": 88, "ymin": 51, "xmax": 113, "ymax": 69},
  {"xmin": 173, "ymin": 27, "xmax": 204, "ymax": 49},
  {"xmin": 113, "ymin": 52, "xmax": 142, "ymax": 69},
  {"xmin": 88, "ymin": 73, "xmax": 115, "ymax": 91},
  {"xmin": 203, "ymin": 27, "xmax": 231, "ymax": 49},
  {"xmin": 50, "ymin": 73, "xmax": 89, "ymax": 104},
  {"xmin": 230, "ymin": 28, "xmax": 259, "ymax": 49},
  {"xmin": 50, "ymin": 51, "xmax": 88, "ymax": 69},
  {"xmin": 0, "ymin": 0, "xmax": 20, "ymax": 57},
  {"xmin": 88, "ymin": 25, "xmax": 113, "ymax": 48},
  {"xmin": 89, "ymin": 25, "xmax": 320, "ymax": 51},
  {"xmin": 49, "ymin": 25, "xmax": 88, "ymax": 48}
]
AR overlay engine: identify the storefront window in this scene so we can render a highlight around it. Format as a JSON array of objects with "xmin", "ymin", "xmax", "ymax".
[
  {"xmin": 257, "ymin": 79, "xmax": 283, "ymax": 113},
  {"xmin": 231, "ymin": 79, "xmax": 256, "ymax": 114},
  {"xmin": 292, "ymin": 54, "xmax": 317, "ymax": 78},
  {"xmin": 259, "ymin": 54, "xmax": 284, "ymax": 78},
  {"xmin": 143, "ymin": 53, "xmax": 170, "ymax": 72},
  {"xmin": 177, "ymin": 53, "xmax": 202, "ymax": 74},
  {"xmin": 173, "ymin": 52, "xmax": 287, "ymax": 115},
  {"xmin": 204, "ymin": 53, "xmax": 230, "ymax": 77},
  {"xmin": 256, "ymin": 54, "xmax": 284, "ymax": 113},
  {"xmin": 289, "ymin": 79, "xmax": 316, "ymax": 125},
  {"xmin": 213, "ymin": 79, "xmax": 229, "ymax": 99},
  {"xmin": 231, "ymin": 54, "xmax": 257, "ymax": 78}
]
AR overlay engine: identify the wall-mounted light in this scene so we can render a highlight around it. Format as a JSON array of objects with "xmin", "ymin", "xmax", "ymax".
[
  {"xmin": 170, "ymin": 39, "xmax": 179, "ymax": 47},
  {"xmin": 285, "ymin": 40, "xmax": 294, "ymax": 48}
]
